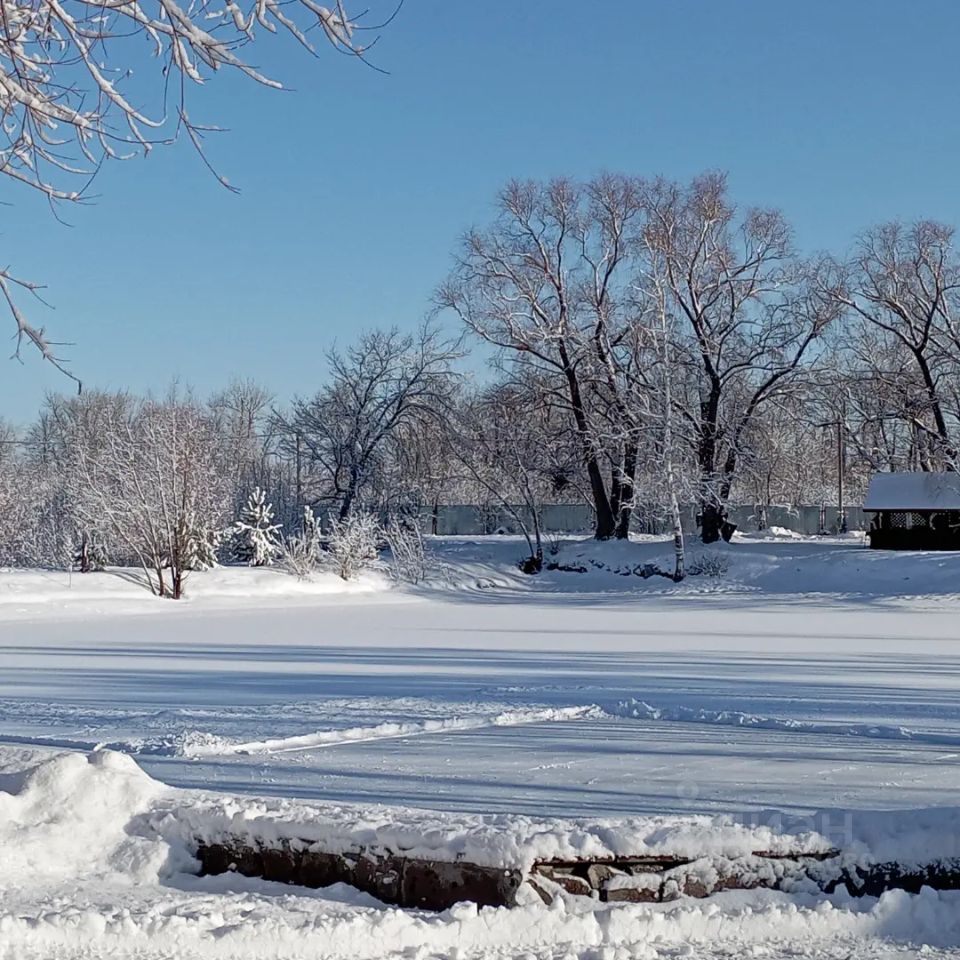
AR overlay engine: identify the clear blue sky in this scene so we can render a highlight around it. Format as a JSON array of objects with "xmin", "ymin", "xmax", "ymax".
[{"xmin": 3, "ymin": 0, "xmax": 959, "ymax": 424}]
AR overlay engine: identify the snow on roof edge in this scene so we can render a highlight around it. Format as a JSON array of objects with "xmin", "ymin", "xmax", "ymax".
[{"xmin": 863, "ymin": 472, "xmax": 960, "ymax": 511}]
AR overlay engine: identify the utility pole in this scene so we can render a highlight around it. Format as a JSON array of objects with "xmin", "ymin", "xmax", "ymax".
[
  {"xmin": 818, "ymin": 411, "xmax": 847, "ymax": 534},
  {"xmin": 836, "ymin": 419, "xmax": 846, "ymax": 533}
]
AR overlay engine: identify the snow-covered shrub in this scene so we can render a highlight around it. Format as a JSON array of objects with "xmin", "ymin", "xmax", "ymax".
[
  {"xmin": 688, "ymin": 553, "xmax": 730, "ymax": 578},
  {"xmin": 384, "ymin": 516, "xmax": 426, "ymax": 584},
  {"xmin": 328, "ymin": 511, "xmax": 380, "ymax": 581},
  {"xmin": 281, "ymin": 506, "xmax": 321, "ymax": 580},
  {"xmin": 233, "ymin": 487, "xmax": 282, "ymax": 566}
]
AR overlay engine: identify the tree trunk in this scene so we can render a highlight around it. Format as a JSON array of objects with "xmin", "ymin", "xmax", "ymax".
[
  {"xmin": 519, "ymin": 510, "xmax": 544, "ymax": 575},
  {"xmin": 670, "ymin": 489, "xmax": 685, "ymax": 582},
  {"xmin": 561, "ymin": 364, "xmax": 615, "ymax": 539},
  {"xmin": 696, "ymin": 385, "xmax": 723, "ymax": 544},
  {"xmin": 700, "ymin": 501, "xmax": 725, "ymax": 544},
  {"xmin": 339, "ymin": 477, "xmax": 359, "ymax": 522},
  {"xmin": 590, "ymin": 469, "xmax": 616, "ymax": 539},
  {"xmin": 914, "ymin": 350, "xmax": 953, "ymax": 461},
  {"xmin": 756, "ymin": 503, "xmax": 767, "ymax": 531},
  {"xmin": 613, "ymin": 442, "xmax": 638, "ymax": 540}
]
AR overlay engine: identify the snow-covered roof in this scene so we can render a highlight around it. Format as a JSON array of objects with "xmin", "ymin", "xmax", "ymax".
[{"xmin": 863, "ymin": 472, "xmax": 960, "ymax": 511}]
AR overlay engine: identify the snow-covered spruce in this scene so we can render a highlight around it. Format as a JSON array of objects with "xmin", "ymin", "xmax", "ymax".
[{"xmin": 233, "ymin": 487, "xmax": 282, "ymax": 567}]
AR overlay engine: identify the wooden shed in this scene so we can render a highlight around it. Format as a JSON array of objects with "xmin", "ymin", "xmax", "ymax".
[{"xmin": 864, "ymin": 473, "xmax": 960, "ymax": 550}]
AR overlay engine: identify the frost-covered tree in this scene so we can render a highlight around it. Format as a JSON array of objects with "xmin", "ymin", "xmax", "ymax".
[
  {"xmin": 452, "ymin": 383, "xmax": 559, "ymax": 573},
  {"xmin": 827, "ymin": 221, "xmax": 960, "ymax": 471},
  {"xmin": 183, "ymin": 522, "xmax": 222, "ymax": 572},
  {"xmin": 209, "ymin": 380, "xmax": 275, "ymax": 498},
  {"xmin": 640, "ymin": 264, "xmax": 692, "ymax": 580},
  {"xmin": 328, "ymin": 510, "xmax": 380, "ymax": 580},
  {"xmin": 383, "ymin": 515, "xmax": 426, "ymax": 584},
  {"xmin": 67, "ymin": 394, "xmax": 231, "ymax": 598},
  {"xmin": 74, "ymin": 531, "xmax": 108, "ymax": 574},
  {"xmin": 234, "ymin": 487, "xmax": 282, "ymax": 566},
  {"xmin": 640, "ymin": 173, "xmax": 840, "ymax": 542},
  {"xmin": 1, "ymin": 0, "xmax": 397, "ymax": 378},
  {"xmin": 281, "ymin": 505, "xmax": 321, "ymax": 579}
]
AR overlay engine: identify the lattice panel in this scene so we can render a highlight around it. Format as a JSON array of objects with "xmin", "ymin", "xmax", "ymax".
[{"xmin": 887, "ymin": 512, "xmax": 929, "ymax": 530}]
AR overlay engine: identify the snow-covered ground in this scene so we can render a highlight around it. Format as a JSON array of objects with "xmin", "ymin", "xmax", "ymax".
[{"xmin": 3, "ymin": 534, "xmax": 960, "ymax": 958}]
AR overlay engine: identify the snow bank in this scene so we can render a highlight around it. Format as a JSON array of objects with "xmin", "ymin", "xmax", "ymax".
[
  {"xmin": 0, "ymin": 748, "xmax": 832, "ymax": 887},
  {"xmin": 529, "ymin": 535, "xmax": 960, "ymax": 600},
  {"xmin": 5, "ymin": 537, "xmax": 960, "ymax": 624},
  {"xmin": 0, "ymin": 750, "xmax": 175, "ymax": 887},
  {"xmin": 0, "ymin": 564, "xmax": 392, "ymax": 621},
  {"xmin": 158, "ymin": 790, "xmax": 833, "ymax": 873}
]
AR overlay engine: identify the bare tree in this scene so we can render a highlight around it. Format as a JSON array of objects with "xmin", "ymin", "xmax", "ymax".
[
  {"xmin": 209, "ymin": 378, "xmax": 274, "ymax": 499},
  {"xmin": 829, "ymin": 221, "xmax": 960, "ymax": 470},
  {"xmin": 452, "ymin": 383, "xmax": 557, "ymax": 573},
  {"xmin": 280, "ymin": 324, "xmax": 461, "ymax": 520},
  {"xmin": 640, "ymin": 173, "xmax": 838, "ymax": 542},
  {"xmin": 639, "ymin": 266, "xmax": 691, "ymax": 579},
  {"xmin": 19, "ymin": 390, "xmax": 134, "ymax": 566},
  {"xmin": 0, "ymin": 454, "xmax": 73, "ymax": 568},
  {"xmin": 385, "ymin": 415, "xmax": 462, "ymax": 533},
  {"xmin": 438, "ymin": 175, "xmax": 649, "ymax": 539}
]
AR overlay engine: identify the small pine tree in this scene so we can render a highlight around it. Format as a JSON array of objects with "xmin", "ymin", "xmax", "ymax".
[
  {"xmin": 234, "ymin": 487, "xmax": 282, "ymax": 566},
  {"xmin": 184, "ymin": 522, "xmax": 222, "ymax": 572}
]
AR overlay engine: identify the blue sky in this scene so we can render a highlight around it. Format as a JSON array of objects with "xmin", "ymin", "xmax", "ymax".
[{"xmin": 3, "ymin": 0, "xmax": 960, "ymax": 423}]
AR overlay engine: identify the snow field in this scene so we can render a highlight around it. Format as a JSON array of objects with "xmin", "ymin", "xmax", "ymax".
[{"xmin": 3, "ymin": 536, "xmax": 960, "ymax": 956}]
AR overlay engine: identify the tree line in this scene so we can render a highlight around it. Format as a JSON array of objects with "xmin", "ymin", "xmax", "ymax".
[{"xmin": 2, "ymin": 171, "xmax": 959, "ymax": 584}]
